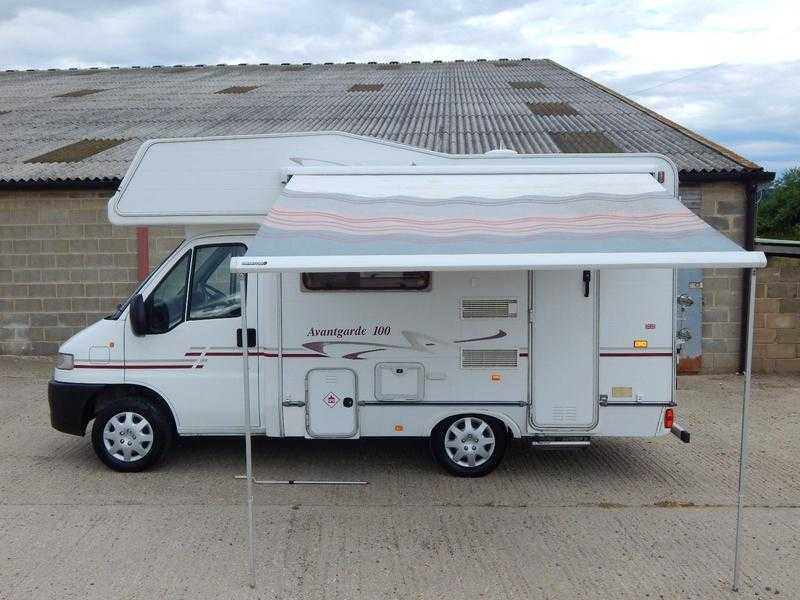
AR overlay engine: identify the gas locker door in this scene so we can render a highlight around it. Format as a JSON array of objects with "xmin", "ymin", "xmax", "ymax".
[
  {"xmin": 306, "ymin": 369, "xmax": 358, "ymax": 437},
  {"xmin": 532, "ymin": 270, "xmax": 597, "ymax": 429}
]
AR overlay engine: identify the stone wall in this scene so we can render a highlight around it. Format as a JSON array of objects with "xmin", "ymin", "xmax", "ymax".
[
  {"xmin": 0, "ymin": 189, "xmax": 183, "ymax": 355},
  {"xmin": 3, "ymin": 183, "xmax": 795, "ymax": 374},
  {"xmin": 754, "ymin": 257, "xmax": 800, "ymax": 373},
  {"xmin": 681, "ymin": 181, "xmax": 747, "ymax": 373}
]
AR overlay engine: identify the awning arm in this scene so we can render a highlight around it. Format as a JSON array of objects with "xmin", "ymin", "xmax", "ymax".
[
  {"xmin": 732, "ymin": 268, "xmax": 757, "ymax": 591},
  {"xmin": 238, "ymin": 272, "xmax": 257, "ymax": 589}
]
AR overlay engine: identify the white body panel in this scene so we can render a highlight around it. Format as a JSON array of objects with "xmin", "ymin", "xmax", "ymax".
[{"xmin": 55, "ymin": 230, "xmax": 675, "ymax": 442}]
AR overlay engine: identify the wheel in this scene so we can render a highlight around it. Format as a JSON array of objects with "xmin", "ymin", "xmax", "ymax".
[
  {"xmin": 91, "ymin": 395, "xmax": 173, "ymax": 472},
  {"xmin": 431, "ymin": 414, "xmax": 507, "ymax": 477}
]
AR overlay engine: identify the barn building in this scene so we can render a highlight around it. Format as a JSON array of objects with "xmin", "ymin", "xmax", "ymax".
[{"xmin": 0, "ymin": 58, "xmax": 786, "ymax": 372}]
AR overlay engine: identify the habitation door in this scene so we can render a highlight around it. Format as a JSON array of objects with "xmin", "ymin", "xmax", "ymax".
[
  {"xmin": 531, "ymin": 270, "xmax": 597, "ymax": 429},
  {"xmin": 123, "ymin": 241, "xmax": 260, "ymax": 432}
]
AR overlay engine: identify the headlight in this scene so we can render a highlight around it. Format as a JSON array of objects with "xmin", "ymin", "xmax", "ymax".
[{"xmin": 56, "ymin": 353, "xmax": 74, "ymax": 370}]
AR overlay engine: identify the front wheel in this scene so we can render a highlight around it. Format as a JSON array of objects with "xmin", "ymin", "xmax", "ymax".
[
  {"xmin": 431, "ymin": 414, "xmax": 507, "ymax": 477},
  {"xmin": 91, "ymin": 396, "xmax": 173, "ymax": 472}
]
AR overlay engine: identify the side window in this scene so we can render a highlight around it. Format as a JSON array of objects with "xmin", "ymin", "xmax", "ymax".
[
  {"xmin": 188, "ymin": 244, "xmax": 247, "ymax": 320},
  {"xmin": 145, "ymin": 251, "xmax": 191, "ymax": 333},
  {"xmin": 302, "ymin": 272, "xmax": 431, "ymax": 292}
]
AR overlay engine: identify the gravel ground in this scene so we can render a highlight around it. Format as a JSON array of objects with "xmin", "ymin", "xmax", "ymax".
[{"xmin": 0, "ymin": 356, "xmax": 798, "ymax": 599}]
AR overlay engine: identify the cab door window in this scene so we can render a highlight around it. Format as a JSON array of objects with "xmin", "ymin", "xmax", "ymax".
[
  {"xmin": 188, "ymin": 244, "xmax": 247, "ymax": 320},
  {"xmin": 145, "ymin": 251, "xmax": 191, "ymax": 333}
]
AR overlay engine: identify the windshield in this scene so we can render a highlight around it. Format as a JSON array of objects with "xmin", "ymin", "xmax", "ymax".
[{"xmin": 105, "ymin": 240, "xmax": 185, "ymax": 320}]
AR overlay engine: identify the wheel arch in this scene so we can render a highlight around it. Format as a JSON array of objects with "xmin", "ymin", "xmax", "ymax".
[
  {"xmin": 426, "ymin": 410, "xmax": 521, "ymax": 439},
  {"xmin": 93, "ymin": 384, "xmax": 178, "ymax": 435}
]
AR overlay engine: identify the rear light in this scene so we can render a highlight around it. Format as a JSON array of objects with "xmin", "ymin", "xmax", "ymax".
[{"xmin": 664, "ymin": 408, "xmax": 674, "ymax": 429}]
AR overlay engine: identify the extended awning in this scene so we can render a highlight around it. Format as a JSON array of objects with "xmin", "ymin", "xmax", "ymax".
[{"xmin": 231, "ymin": 169, "xmax": 766, "ymax": 272}]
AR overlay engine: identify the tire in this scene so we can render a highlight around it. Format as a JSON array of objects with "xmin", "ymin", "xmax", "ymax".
[
  {"xmin": 91, "ymin": 395, "xmax": 174, "ymax": 472},
  {"xmin": 431, "ymin": 414, "xmax": 507, "ymax": 477}
]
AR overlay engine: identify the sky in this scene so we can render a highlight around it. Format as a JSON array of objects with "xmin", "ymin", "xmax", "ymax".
[{"xmin": 0, "ymin": 0, "xmax": 798, "ymax": 176}]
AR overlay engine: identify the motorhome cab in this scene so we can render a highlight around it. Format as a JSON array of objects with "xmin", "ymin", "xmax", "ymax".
[{"xmin": 47, "ymin": 132, "xmax": 765, "ymax": 476}]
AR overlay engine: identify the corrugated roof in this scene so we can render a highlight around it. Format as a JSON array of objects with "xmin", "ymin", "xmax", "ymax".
[{"xmin": 0, "ymin": 58, "xmax": 767, "ymax": 186}]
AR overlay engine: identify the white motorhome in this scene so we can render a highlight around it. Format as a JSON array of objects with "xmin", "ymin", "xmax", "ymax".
[{"xmin": 48, "ymin": 132, "xmax": 765, "ymax": 476}]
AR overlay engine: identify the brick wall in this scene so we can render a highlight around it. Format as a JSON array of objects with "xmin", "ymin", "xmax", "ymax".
[
  {"xmin": 0, "ymin": 190, "xmax": 183, "ymax": 355},
  {"xmin": 754, "ymin": 257, "xmax": 800, "ymax": 373},
  {"xmin": 681, "ymin": 181, "xmax": 747, "ymax": 373}
]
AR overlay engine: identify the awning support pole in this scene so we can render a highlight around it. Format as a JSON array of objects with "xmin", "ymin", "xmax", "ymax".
[
  {"xmin": 238, "ymin": 272, "xmax": 257, "ymax": 589},
  {"xmin": 733, "ymin": 268, "xmax": 757, "ymax": 592}
]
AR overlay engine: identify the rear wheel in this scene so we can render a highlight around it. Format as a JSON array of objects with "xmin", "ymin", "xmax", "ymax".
[
  {"xmin": 431, "ymin": 414, "xmax": 507, "ymax": 477},
  {"xmin": 91, "ymin": 396, "xmax": 173, "ymax": 472}
]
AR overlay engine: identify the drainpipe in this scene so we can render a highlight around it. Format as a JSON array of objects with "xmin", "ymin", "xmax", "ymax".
[{"xmin": 738, "ymin": 182, "xmax": 758, "ymax": 374}]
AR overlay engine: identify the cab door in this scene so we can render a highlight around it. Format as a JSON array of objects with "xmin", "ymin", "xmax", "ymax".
[{"xmin": 123, "ymin": 240, "xmax": 260, "ymax": 433}]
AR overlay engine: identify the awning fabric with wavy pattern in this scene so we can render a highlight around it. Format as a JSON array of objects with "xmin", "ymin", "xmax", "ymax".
[{"xmin": 232, "ymin": 170, "xmax": 765, "ymax": 272}]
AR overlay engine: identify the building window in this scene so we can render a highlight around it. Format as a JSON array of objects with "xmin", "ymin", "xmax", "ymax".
[{"xmin": 301, "ymin": 272, "xmax": 431, "ymax": 292}]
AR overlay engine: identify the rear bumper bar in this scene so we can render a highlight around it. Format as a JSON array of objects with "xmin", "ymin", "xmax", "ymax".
[{"xmin": 670, "ymin": 423, "xmax": 691, "ymax": 443}]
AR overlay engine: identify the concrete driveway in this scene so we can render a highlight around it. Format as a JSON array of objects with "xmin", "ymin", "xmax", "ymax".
[{"xmin": 0, "ymin": 356, "xmax": 798, "ymax": 599}]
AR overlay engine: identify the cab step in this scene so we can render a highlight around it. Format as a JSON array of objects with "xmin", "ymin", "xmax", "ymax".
[{"xmin": 530, "ymin": 437, "xmax": 591, "ymax": 448}]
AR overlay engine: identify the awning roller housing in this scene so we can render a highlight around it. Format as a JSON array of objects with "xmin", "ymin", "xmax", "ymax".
[{"xmin": 232, "ymin": 169, "xmax": 766, "ymax": 272}]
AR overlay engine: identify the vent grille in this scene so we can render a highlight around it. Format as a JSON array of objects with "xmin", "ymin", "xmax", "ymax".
[
  {"xmin": 215, "ymin": 85, "xmax": 258, "ymax": 94},
  {"xmin": 349, "ymin": 83, "xmax": 384, "ymax": 92},
  {"xmin": 527, "ymin": 102, "xmax": 578, "ymax": 116},
  {"xmin": 509, "ymin": 81, "xmax": 545, "ymax": 89},
  {"xmin": 551, "ymin": 406, "xmax": 577, "ymax": 422},
  {"xmin": 461, "ymin": 298, "xmax": 518, "ymax": 319},
  {"xmin": 55, "ymin": 88, "xmax": 104, "ymax": 98},
  {"xmin": 25, "ymin": 138, "xmax": 128, "ymax": 163},
  {"xmin": 461, "ymin": 349, "xmax": 518, "ymax": 369}
]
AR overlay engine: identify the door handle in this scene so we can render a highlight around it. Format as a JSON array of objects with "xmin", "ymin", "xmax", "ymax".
[
  {"xmin": 236, "ymin": 328, "xmax": 256, "ymax": 348},
  {"xmin": 582, "ymin": 270, "xmax": 591, "ymax": 298}
]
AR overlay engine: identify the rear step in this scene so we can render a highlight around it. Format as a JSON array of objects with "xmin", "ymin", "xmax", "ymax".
[{"xmin": 530, "ymin": 437, "xmax": 590, "ymax": 448}]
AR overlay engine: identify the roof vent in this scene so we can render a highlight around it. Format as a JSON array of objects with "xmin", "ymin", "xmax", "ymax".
[
  {"xmin": 549, "ymin": 131, "xmax": 621, "ymax": 153},
  {"xmin": 461, "ymin": 298, "xmax": 518, "ymax": 319},
  {"xmin": 281, "ymin": 64, "xmax": 305, "ymax": 71},
  {"xmin": 215, "ymin": 85, "xmax": 259, "ymax": 94},
  {"xmin": 0, "ymin": 110, "xmax": 10, "ymax": 116},
  {"xmin": 54, "ymin": 88, "xmax": 105, "ymax": 98},
  {"xmin": 461, "ymin": 349, "xmax": 518, "ymax": 369},
  {"xmin": 25, "ymin": 138, "xmax": 128, "ymax": 163},
  {"xmin": 495, "ymin": 61, "xmax": 520, "ymax": 67},
  {"xmin": 509, "ymin": 81, "xmax": 545, "ymax": 90},
  {"xmin": 527, "ymin": 102, "xmax": 578, "ymax": 116},
  {"xmin": 348, "ymin": 83, "xmax": 383, "ymax": 92},
  {"xmin": 484, "ymin": 149, "xmax": 517, "ymax": 156}
]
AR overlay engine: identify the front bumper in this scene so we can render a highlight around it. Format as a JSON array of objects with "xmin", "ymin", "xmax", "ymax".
[{"xmin": 48, "ymin": 380, "xmax": 105, "ymax": 436}]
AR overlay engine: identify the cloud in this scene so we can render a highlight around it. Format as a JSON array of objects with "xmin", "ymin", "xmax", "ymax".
[
  {"xmin": 0, "ymin": 0, "xmax": 797, "ymax": 172},
  {"xmin": 603, "ymin": 61, "xmax": 800, "ymax": 175}
]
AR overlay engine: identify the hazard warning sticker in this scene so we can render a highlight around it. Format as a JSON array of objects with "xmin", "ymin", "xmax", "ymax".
[{"xmin": 323, "ymin": 392, "xmax": 340, "ymax": 408}]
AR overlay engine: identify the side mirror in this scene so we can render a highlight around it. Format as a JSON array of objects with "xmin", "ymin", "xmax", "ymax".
[{"xmin": 129, "ymin": 294, "xmax": 148, "ymax": 336}]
